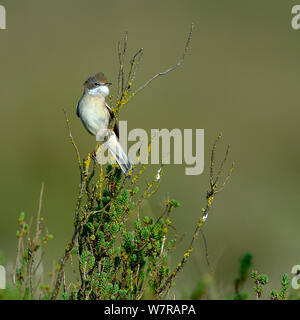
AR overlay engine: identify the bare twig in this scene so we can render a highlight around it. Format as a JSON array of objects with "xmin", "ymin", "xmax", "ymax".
[
  {"xmin": 35, "ymin": 182, "xmax": 44, "ymax": 240},
  {"xmin": 133, "ymin": 23, "xmax": 194, "ymax": 97},
  {"xmin": 63, "ymin": 109, "xmax": 82, "ymax": 171},
  {"xmin": 200, "ymin": 229, "xmax": 212, "ymax": 273},
  {"xmin": 210, "ymin": 135, "xmax": 220, "ymax": 187},
  {"xmin": 127, "ymin": 48, "xmax": 143, "ymax": 89},
  {"xmin": 13, "ymin": 228, "xmax": 23, "ymax": 285},
  {"xmin": 117, "ymin": 32, "xmax": 128, "ymax": 99},
  {"xmin": 114, "ymin": 46, "xmax": 143, "ymax": 118},
  {"xmin": 214, "ymin": 145, "xmax": 230, "ymax": 187}
]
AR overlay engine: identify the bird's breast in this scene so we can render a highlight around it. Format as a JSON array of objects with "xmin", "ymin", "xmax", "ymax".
[{"xmin": 78, "ymin": 94, "xmax": 110, "ymax": 136}]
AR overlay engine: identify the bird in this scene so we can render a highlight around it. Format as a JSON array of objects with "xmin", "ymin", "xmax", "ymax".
[{"xmin": 76, "ymin": 72, "xmax": 132, "ymax": 174}]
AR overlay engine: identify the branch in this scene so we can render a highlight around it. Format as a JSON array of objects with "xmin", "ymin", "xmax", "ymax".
[
  {"xmin": 133, "ymin": 23, "xmax": 194, "ymax": 97},
  {"xmin": 63, "ymin": 109, "xmax": 82, "ymax": 172},
  {"xmin": 35, "ymin": 182, "xmax": 44, "ymax": 240},
  {"xmin": 117, "ymin": 32, "xmax": 128, "ymax": 99},
  {"xmin": 114, "ymin": 47, "xmax": 143, "ymax": 117}
]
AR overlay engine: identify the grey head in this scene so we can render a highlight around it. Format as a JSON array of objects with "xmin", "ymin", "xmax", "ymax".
[{"xmin": 83, "ymin": 72, "xmax": 112, "ymax": 97}]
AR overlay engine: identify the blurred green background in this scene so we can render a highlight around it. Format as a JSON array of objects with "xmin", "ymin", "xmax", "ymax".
[{"xmin": 1, "ymin": 0, "xmax": 300, "ymax": 298}]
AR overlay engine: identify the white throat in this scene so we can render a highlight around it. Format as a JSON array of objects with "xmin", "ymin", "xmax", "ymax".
[{"xmin": 88, "ymin": 85, "xmax": 110, "ymax": 98}]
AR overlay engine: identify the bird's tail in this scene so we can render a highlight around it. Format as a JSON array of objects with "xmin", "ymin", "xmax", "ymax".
[{"xmin": 96, "ymin": 131, "xmax": 132, "ymax": 175}]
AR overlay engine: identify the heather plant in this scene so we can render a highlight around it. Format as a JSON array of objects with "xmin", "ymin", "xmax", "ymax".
[
  {"xmin": 49, "ymin": 130, "xmax": 233, "ymax": 300},
  {"xmin": 7, "ymin": 24, "xmax": 234, "ymax": 300},
  {"xmin": 0, "ymin": 25, "xmax": 242, "ymax": 300}
]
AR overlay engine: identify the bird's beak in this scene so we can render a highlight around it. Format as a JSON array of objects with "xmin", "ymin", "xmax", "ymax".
[{"xmin": 106, "ymin": 82, "xmax": 112, "ymax": 86}]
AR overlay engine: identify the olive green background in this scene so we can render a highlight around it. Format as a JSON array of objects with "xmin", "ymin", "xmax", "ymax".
[{"xmin": 1, "ymin": 0, "xmax": 300, "ymax": 297}]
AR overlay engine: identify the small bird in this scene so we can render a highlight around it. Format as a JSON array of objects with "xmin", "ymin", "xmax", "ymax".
[{"xmin": 76, "ymin": 72, "xmax": 132, "ymax": 174}]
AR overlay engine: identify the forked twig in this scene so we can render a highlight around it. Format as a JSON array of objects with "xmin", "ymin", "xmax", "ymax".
[
  {"xmin": 113, "ymin": 23, "xmax": 194, "ymax": 118},
  {"xmin": 133, "ymin": 23, "xmax": 194, "ymax": 97}
]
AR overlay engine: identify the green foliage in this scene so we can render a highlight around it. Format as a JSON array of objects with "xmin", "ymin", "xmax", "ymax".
[
  {"xmin": 7, "ymin": 193, "xmax": 54, "ymax": 300},
  {"xmin": 234, "ymin": 253, "xmax": 252, "ymax": 299},
  {"xmin": 232, "ymin": 256, "xmax": 293, "ymax": 300},
  {"xmin": 270, "ymin": 273, "xmax": 290, "ymax": 300},
  {"xmin": 279, "ymin": 274, "xmax": 290, "ymax": 300},
  {"xmin": 190, "ymin": 279, "xmax": 206, "ymax": 300},
  {"xmin": 251, "ymin": 270, "xmax": 269, "ymax": 298},
  {"xmin": 1, "ymin": 131, "xmax": 233, "ymax": 300},
  {"xmin": 71, "ymin": 164, "xmax": 179, "ymax": 300}
]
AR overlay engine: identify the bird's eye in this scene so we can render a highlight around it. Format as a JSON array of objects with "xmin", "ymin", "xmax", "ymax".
[{"xmin": 94, "ymin": 82, "xmax": 99, "ymax": 86}]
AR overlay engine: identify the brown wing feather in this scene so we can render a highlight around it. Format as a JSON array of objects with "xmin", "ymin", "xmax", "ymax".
[{"xmin": 105, "ymin": 102, "xmax": 119, "ymax": 138}]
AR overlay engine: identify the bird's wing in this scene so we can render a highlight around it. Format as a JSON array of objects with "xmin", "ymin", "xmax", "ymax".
[
  {"xmin": 105, "ymin": 102, "xmax": 114, "ymax": 120},
  {"xmin": 76, "ymin": 102, "xmax": 80, "ymax": 117},
  {"xmin": 76, "ymin": 96, "xmax": 82, "ymax": 117},
  {"xmin": 105, "ymin": 102, "xmax": 119, "ymax": 138}
]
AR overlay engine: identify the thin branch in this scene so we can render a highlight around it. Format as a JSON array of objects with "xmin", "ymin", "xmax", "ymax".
[
  {"xmin": 63, "ymin": 109, "xmax": 82, "ymax": 171},
  {"xmin": 210, "ymin": 134, "xmax": 222, "ymax": 188},
  {"xmin": 117, "ymin": 32, "xmax": 128, "ymax": 99},
  {"xmin": 200, "ymin": 229, "xmax": 212, "ymax": 273},
  {"xmin": 35, "ymin": 182, "xmax": 44, "ymax": 240},
  {"xmin": 113, "ymin": 47, "xmax": 143, "ymax": 119},
  {"xmin": 13, "ymin": 229, "xmax": 23, "ymax": 285},
  {"xmin": 133, "ymin": 23, "xmax": 194, "ymax": 96},
  {"xmin": 126, "ymin": 48, "xmax": 144, "ymax": 91},
  {"xmin": 214, "ymin": 144, "xmax": 230, "ymax": 186},
  {"xmin": 218, "ymin": 161, "xmax": 235, "ymax": 192}
]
